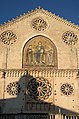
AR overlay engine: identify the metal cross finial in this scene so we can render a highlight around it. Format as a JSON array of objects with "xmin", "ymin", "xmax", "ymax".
[{"xmin": 38, "ymin": 6, "xmax": 41, "ymax": 9}]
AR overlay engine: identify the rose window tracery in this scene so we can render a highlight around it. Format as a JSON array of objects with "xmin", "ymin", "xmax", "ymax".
[
  {"xmin": 27, "ymin": 77, "xmax": 52, "ymax": 101},
  {"xmin": 6, "ymin": 82, "xmax": 21, "ymax": 96},
  {"xmin": 0, "ymin": 30, "xmax": 17, "ymax": 45},
  {"xmin": 60, "ymin": 83, "xmax": 74, "ymax": 96},
  {"xmin": 62, "ymin": 31, "xmax": 78, "ymax": 45},
  {"xmin": 32, "ymin": 18, "xmax": 48, "ymax": 31}
]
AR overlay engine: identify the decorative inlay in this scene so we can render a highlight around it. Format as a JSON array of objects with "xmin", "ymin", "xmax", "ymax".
[
  {"xmin": 0, "ymin": 30, "xmax": 17, "ymax": 45},
  {"xmin": 6, "ymin": 82, "xmax": 21, "ymax": 96},
  {"xmin": 60, "ymin": 83, "xmax": 74, "ymax": 96},
  {"xmin": 27, "ymin": 77, "xmax": 52, "ymax": 101},
  {"xmin": 62, "ymin": 31, "xmax": 78, "ymax": 45},
  {"xmin": 32, "ymin": 17, "xmax": 48, "ymax": 31}
]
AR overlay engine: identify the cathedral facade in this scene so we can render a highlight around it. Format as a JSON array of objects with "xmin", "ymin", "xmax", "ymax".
[{"xmin": 0, "ymin": 7, "xmax": 79, "ymax": 119}]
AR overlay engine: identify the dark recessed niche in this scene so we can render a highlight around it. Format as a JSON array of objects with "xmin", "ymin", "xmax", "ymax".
[
  {"xmin": 73, "ymin": 106, "xmax": 74, "ymax": 108},
  {"xmin": 22, "ymin": 98, "xmax": 24, "ymax": 100},
  {"xmin": 24, "ymin": 93, "xmax": 26, "ymax": 95},
  {"xmin": 72, "ymin": 100, "xmax": 74, "ymax": 101}
]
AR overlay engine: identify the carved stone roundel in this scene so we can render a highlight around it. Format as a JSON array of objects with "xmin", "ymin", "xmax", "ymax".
[
  {"xmin": 6, "ymin": 82, "xmax": 21, "ymax": 96},
  {"xmin": 60, "ymin": 83, "xmax": 74, "ymax": 96},
  {"xmin": 62, "ymin": 31, "xmax": 78, "ymax": 45},
  {"xmin": 32, "ymin": 17, "xmax": 48, "ymax": 31},
  {"xmin": 27, "ymin": 77, "xmax": 52, "ymax": 101},
  {"xmin": 0, "ymin": 30, "xmax": 17, "ymax": 45}
]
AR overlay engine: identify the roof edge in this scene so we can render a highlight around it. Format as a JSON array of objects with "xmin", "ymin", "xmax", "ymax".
[{"xmin": 0, "ymin": 7, "xmax": 79, "ymax": 31}]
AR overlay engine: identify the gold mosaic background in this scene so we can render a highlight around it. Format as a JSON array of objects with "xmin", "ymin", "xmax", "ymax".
[{"xmin": 23, "ymin": 35, "xmax": 58, "ymax": 68}]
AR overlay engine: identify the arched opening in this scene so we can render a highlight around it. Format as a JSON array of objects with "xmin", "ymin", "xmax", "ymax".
[{"xmin": 22, "ymin": 35, "xmax": 58, "ymax": 68}]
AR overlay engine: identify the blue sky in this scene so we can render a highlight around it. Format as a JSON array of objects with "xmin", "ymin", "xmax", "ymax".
[{"xmin": 0, "ymin": 0, "xmax": 79, "ymax": 25}]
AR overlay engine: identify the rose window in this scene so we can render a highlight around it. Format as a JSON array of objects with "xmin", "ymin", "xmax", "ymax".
[
  {"xmin": 60, "ymin": 83, "xmax": 74, "ymax": 96},
  {"xmin": 0, "ymin": 30, "xmax": 17, "ymax": 45},
  {"xmin": 62, "ymin": 31, "xmax": 78, "ymax": 45},
  {"xmin": 32, "ymin": 17, "xmax": 48, "ymax": 31},
  {"xmin": 27, "ymin": 77, "xmax": 52, "ymax": 101},
  {"xmin": 6, "ymin": 82, "xmax": 21, "ymax": 96}
]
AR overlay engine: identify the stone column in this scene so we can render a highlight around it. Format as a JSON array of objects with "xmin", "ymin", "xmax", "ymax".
[{"xmin": 55, "ymin": 114, "xmax": 61, "ymax": 119}]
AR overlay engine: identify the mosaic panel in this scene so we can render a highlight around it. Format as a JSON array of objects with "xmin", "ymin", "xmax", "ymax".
[{"xmin": 23, "ymin": 35, "xmax": 58, "ymax": 68}]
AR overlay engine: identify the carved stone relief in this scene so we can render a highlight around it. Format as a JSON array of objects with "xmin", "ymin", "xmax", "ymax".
[
  {"xmin": 60, "ymin": 83, "xmax": 74, "ymax": 96},
  {"xmin": 27, "ymin": 77, "xmax": 52, "ymax": 101},
  {"xmin": 0, "ymin": 30, "xmax": 17, "ymax": 45},
  {"xmin": 6, "ymin": 82, "xmax": 21, "ymax": 96},
  {"xmin": 62, "ymin": 31, "xmax": 78, "ymax": 45},
  {"xmin": 32, "ymin": 17, "xmax": 48, "ymax": 31}
]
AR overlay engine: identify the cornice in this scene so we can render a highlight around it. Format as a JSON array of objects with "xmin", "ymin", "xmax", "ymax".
[
  {"xmin": 0, "ymin": 69, "xmax": 78, "ymax": 78},
  {"xmin": 0, "ymin": 7, "xmax": 79, "ymax": 31}
]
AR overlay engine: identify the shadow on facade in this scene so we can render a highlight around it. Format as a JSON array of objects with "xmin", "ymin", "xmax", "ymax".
[{"xmin": 0, "ymin": 72, "xmax": 78, "ymax": 116}]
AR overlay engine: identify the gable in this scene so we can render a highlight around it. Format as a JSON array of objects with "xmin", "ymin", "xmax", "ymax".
[{"xmin": 0, "ymin": 8, "xmax": 79, "ymax": 69}]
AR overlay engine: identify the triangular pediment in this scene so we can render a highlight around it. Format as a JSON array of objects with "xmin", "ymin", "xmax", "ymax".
[
  {"xmin": 0, "ymin": 7, "xmax": 79, "ymax": 70},
  {"xmin": 0, "ymin": 7, "xmax": 79, "ymax": 31}
]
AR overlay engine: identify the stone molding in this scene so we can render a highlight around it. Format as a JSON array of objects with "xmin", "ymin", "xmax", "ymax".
[
  {"xmin": 0, "ymin": 69, "xmax": 77, "ymax": 78},
  {"xmin": 0, "ymin": 8, "xmax": 79, "ymax": 31}
]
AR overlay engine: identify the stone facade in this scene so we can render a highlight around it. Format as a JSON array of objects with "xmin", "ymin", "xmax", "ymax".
[{"xmin": 0, "ymin": 7, "xmax": 79, "ymax": 118}]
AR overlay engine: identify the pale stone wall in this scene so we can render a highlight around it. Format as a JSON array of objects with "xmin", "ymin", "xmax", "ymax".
[
  {"xmin": 0, "ymin": 8, "xmax": 79, "ymax": 115},
  {"xmin": 0, "ymin": 9, "xmax": 79, "ymax": 69}
]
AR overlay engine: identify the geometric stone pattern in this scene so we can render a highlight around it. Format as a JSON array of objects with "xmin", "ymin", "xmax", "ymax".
[
  {"xmin": 60, "ymin": 83, "xmax": 74, "ymax": 96},
  {"xmin": 32, "ymin": 17, "xmax": 48, "ymax": 31},
  {"xmin": 62, "ymin": 31, "xmax": 78, "ymax": 45},
  {"xmin": 6, "ymin": 82, "xmax": 21, "ymax": 96},
  {"xmin": 27, "ymin": 77, "xmax": 52, "ymax": 101},
  {"xmin": 0, "ymin": 30, "xmax": 17, "ymax": 45}
]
